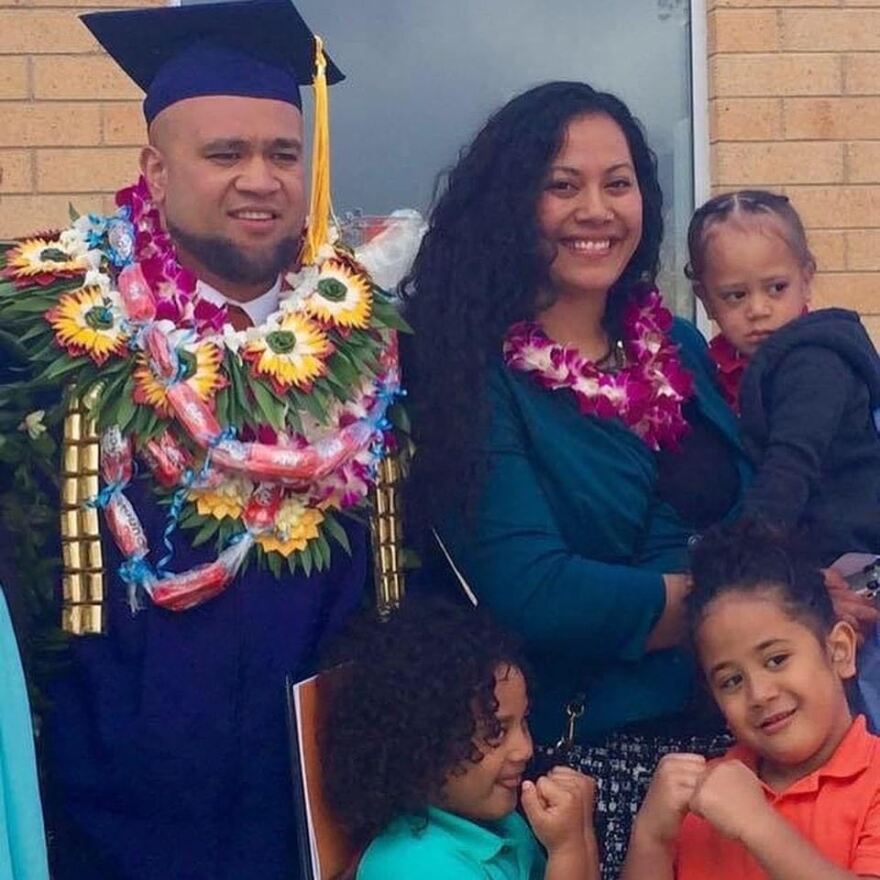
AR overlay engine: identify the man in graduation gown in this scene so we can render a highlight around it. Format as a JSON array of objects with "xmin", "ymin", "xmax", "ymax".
[{"xmin": 36, "ymin": 3, "xmax": 368, "ymax": 878}]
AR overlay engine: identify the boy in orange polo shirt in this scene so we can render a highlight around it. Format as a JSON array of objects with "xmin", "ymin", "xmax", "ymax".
[{"xmin": 621, "ymin": 520, "xmax": 880, "ymax": 880}]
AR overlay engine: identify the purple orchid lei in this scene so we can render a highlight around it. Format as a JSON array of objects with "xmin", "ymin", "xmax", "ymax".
[
  {"xmin": 115, "ymin": 176, "xmax": 229, "ymax": 335},
  {"xmin": 503, "ymin": 288, "xmax": 694, "ymax": 450}
]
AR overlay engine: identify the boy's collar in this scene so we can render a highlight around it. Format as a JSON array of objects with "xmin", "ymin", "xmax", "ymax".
[
  {"xmin": 423, "ymin": 806, "xmax": 522, "ymax": 862},
  {"xmin": 726, "ymin": 714, "xmax": 874, "ymax": 797}
]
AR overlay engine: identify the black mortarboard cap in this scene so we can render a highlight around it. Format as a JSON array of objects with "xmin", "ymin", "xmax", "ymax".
[{"xmin": 81, "ymin": 0, "xmax": 344, "ymax": 125}]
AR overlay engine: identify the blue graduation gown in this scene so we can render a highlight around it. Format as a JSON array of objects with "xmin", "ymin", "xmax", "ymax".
[
  {"xmin": 439, "ymin": 318, "xmax": 750, "ymax": 746},
  {"xmin": 44, "ymin": 479, "xmax": 367, "ymax": 880}
]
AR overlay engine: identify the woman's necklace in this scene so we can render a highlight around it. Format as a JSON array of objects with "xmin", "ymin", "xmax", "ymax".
[
  {"xmin": 594, "ymin": 337, "xmax": 627, "ymax": 373},
  {"xmin": 503, "ymin": 288, "xmax": 694, "ymax": 451}
]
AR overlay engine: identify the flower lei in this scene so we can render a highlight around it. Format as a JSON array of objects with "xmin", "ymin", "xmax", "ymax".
[
  {"xmin": 0, "ymin": 177, "xmax": 408, "ymax": 611},
  {"xmin": 707, "ymin": 332, "xmax": 747, "ymax": 413},
  {"xmin": 503, "ymin": 288, "xmax": 693, "ymax": 450}
]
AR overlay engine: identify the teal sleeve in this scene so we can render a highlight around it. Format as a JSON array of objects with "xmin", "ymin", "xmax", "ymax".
[{"xmin": 442, "ymin": 374, "xmax": 666, "ymax": 665}]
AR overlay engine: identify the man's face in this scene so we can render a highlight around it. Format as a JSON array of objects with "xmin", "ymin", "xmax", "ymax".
[{"xmin": 143, "ymin": 95, "xmax": 307, "ymax": 296}]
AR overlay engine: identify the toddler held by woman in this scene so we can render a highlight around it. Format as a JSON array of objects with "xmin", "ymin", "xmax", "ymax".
[{"xmin": 686, "ymin": 190, "xmax": 880, "ymax": 565}]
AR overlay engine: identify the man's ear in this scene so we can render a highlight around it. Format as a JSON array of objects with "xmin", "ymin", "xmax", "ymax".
[
  {"xmin": 140, "ymin": 145, "xmax": 168, "ymax": 207},
  {"xmin": 827, "ymin": 620, "xmax": 857, "ymax": 680}
]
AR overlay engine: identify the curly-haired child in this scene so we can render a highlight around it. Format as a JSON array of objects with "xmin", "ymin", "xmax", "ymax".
[
  {"xmin": 322, "ymin": 598, "xmax": 599, "ymax": 880},
  {"xmin": 622, "ymin": 520, "xmax": 880, "ymax": 880}
]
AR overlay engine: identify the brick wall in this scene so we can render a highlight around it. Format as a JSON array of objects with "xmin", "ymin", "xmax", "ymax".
[
  {"xmin": 0, "ymin": 0, "xmax": 159, "ymax": 238},
  {"xmin": 709, "ymin": 0, "xmax": 880, "ymax": 336},
  {"xmin": 3, "ymin": 0, "xmax": 880, "ymax": 332}
]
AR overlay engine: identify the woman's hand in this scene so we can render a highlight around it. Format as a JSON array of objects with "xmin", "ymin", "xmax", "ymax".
[
  {"xmin": 823, "ymin": 568, "xmax": 879, "ymax": 642},
  {"xmin": 645, "ymin": 574, "xmax": 692, "ymax": 651},
  {"xmin": 632, "ymin": 753, "xmax": 706, "ymax": 845}
]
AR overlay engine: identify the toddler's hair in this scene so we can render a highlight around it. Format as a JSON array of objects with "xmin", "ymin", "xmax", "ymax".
[
  {"xmin": 688, "ymin": 518, "xmax": 835, "ymax": 641},
  {"xmin": 685, "ymin": 189, "xmax": 816, "ymax": 283},
  {"xmin": 320, "ymin": 596, "xmax": 529, "ymax": 845}
]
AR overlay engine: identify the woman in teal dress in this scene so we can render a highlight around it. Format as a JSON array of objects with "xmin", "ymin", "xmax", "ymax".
[
  {"xmin": 0, "ymin": 586, "xmax": 49, "ymax": 880},
  {"xmin": 402, "ymin": 82, "xmax": 750, "ymax": 879}
]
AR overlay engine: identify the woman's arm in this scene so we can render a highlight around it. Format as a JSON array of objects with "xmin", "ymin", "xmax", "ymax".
[
  {"xmin": 440, "ymin": 373, "xmax": 670, "ymax": 665},
  {"xmin": 646, "ymin": 574, "xmax": 691, "ymax": 651}
]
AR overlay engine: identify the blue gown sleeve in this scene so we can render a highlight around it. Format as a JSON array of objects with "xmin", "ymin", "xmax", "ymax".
[{"xmin": 441, "ymin": 371, "xmax": 667, "ymax": 665}]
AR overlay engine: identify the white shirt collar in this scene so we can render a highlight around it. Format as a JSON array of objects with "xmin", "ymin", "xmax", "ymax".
[{"xmin": 196, "ymin": 277, "xmax": 282, "ymax": 326}]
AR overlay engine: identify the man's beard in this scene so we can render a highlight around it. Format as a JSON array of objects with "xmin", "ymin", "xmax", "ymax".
[{"xmin": 168, "ymin": 221, "xmax": 300, "ymax": 289}]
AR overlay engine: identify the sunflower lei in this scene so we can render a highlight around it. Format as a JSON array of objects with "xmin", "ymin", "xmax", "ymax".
[
  {"xmin": 0, "ymin": 177, "xmax": 408, "ymax": 611},
  {"xmin": 503, "ymin": 288, "xmax": 693, "ymax": 451}
]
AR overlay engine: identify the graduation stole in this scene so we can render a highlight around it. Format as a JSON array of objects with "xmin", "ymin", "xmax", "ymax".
[
  {"xmin": 0, "ymin": 176, "xmax": 407, "ymax": 612},
  {"xmin": 503, "ymin": 288, "xmax": 693, "ymax": 451}
]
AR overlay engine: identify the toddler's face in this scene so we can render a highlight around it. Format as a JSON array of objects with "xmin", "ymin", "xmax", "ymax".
[
  {"xmin": 440, "ymin": 664, "xmax": 533, "ymax": 821},
  {"xmin": 695, "ymin": 588, "xmax": 855, "ymax": 790},
  {"xmin": 698, "ymin": 220, "xmax": 812, "ymax": 357}
]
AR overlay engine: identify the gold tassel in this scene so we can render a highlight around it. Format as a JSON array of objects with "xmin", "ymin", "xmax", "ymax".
[{"xmin": 302, "ymin": 35, "xmax": 332, "ymax": 266}]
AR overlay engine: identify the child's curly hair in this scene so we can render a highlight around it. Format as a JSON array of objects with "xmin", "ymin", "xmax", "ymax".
[{"xmin": 320, "ymin": 597, "xmax": 529, "ymax": 845}]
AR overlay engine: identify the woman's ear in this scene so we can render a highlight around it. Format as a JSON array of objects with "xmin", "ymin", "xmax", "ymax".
[{"xmin": 827, "ymin": 620, "xmax": 857, "ymax": 680}]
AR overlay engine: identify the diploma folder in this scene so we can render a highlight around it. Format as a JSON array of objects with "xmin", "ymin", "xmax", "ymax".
[{"xmin": 287, "ymin": 670, "xmax": 358, "ymax": 880}]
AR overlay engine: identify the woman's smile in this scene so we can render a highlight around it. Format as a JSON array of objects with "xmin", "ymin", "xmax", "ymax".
[{"xmin": 561, "ymin": 237, "xmax": 613, "ymax": 255}]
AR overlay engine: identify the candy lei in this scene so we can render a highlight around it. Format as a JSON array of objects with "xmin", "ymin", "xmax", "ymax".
[
  {"xmin": 503, "ymin": 288, "xmax": 693, "ymax": 451},
  {"xmin": 0, "ymin": 177, "xmax": 406, "ymax": 612}
]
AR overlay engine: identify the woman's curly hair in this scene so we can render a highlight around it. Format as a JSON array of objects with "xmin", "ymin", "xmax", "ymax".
[
  {"xmin": 402, "ymin": 81, "xmax": 664, "ymax": 525},
  {"xmin": 320, "ymin": 597, "xmax": 529, "ymax": 846}
]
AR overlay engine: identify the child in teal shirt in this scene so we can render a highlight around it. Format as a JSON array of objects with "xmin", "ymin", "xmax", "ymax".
[{"xmin": 322, "ymin": 599, "xmax": 599, "ymax": 880}]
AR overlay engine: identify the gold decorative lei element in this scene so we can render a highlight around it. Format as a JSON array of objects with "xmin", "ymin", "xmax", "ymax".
[
  {"xmin": 371, "ymin": 455, "xmax": 404, "ymax": 617},
  {"xmin": 60, "ymin": 393, "xmax": 104, "ymax": 635}
]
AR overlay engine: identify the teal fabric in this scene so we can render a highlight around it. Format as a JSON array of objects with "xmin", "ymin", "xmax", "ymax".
[
  {"xmin": 0, "ymin": 590, "xmax": 49, "ymax": 880},
  {"xmin": 441, "ymin": 318, "xmax": 750, "ymax": 745},
  {"xmin": 357, "ymin": 807, "xmax": 545, "ymax": 880}
]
